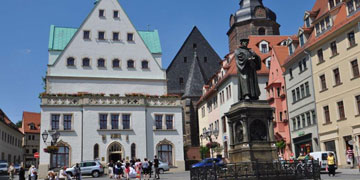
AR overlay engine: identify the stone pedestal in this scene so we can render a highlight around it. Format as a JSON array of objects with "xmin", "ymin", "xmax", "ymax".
[{"xmin": 225, "ymin": 100, "xmax": 277, "ymax": 163}]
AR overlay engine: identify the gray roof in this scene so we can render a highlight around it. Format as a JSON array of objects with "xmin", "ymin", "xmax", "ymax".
[
  {"xmin": 183, "ymin": 51, "xmax": 206, "ymax": 98},
  {"xmin": 166, "ymin": 26, "xmax": 221, "ymax": 96},
  {"xmin": 234, "ymin": 0, "xmax": 277, "ymax": 23}
]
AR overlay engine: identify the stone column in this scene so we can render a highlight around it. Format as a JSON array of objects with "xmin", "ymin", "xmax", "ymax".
[
  {"xmin": 242, "ymin": 119, "xmax": 249, "ymax": 142},
  {"xmin": 269, "ymin": 118, "xmax": 275, "ymax": 142},
  {"xmin": 228, "ymin": 121, "xmax": 234, "ymax": 146}
]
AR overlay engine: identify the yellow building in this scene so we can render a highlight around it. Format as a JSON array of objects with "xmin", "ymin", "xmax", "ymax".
[{"xmin": 309, "ymin": 0, "xmax": 360, "ymax": 167}]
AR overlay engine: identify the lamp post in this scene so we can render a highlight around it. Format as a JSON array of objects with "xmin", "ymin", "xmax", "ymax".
[
  {"xmin": 200, "ymin": 127, "xmax": 219, "ymax": 158},
  {"xmin": 42, "ymin": 130, "xmax": 60, "ymax": 169}
]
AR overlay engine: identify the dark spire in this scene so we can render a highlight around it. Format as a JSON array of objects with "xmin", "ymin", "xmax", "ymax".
[{"xmin": 182, "ymin": 49, "xmax": 206, "ymax": 98}]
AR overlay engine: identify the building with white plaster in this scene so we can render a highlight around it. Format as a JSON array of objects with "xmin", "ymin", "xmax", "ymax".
[{"xmin": 39, "ymin": 0, "xmax": 184, "ymax": 177}]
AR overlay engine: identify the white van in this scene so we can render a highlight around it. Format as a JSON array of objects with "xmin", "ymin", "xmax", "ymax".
[{"xmin": 310, "ymin": 151, "xmax": 337, "ymax": 170}]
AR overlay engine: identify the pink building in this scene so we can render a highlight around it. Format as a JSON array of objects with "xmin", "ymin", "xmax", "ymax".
[{"xmin": 266, "ymin": 45, "xmax": 293, "ymax": 160}]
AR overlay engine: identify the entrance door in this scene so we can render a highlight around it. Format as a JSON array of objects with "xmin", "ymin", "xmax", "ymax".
[
  {"xmin": 107, "ymin": 142, "xmax": 123, "ymax": 163},
  {"xmin": 109, "ymin": 153, "xmax": 121, "ymax": 163}
]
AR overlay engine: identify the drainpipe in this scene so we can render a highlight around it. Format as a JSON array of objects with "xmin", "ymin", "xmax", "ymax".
[{"xmin": 145, "ymin": 102, "xmax": 149, "ymax": 159}]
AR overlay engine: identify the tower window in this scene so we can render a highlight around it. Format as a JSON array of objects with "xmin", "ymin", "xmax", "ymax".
[
  {"xmin": 258, "ymin": 28, "xmax": 266, "ymax": 35},
  {"xmin": 184, "ymin": 57, "xmax": 187, "ymax": 63},
  {"xmin": 179, "ymin": 77, "xmax": 184, "ymax": 85},
  {"xmin": 193, "ymin": 43, "xmax": 197, "ymax": 49},
  {"xmin": 204, "ymin": 57, "xmax": 208, "ymax": 63}
]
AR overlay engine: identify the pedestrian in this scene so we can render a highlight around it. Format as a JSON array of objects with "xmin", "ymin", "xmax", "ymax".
[
  {"xmin": 124, "ymin": 162, "xmax": 131, "ymax": 180},
  {"xmin": 113, "ymin": 162, "xmax": 119, "ymax": 179},
  {"xmin": 28, "ymin": 165, "xmax": 37, "ymax": 180},
  {"xmin": 154, "ymin": 156, "xmax": 160, "ymax": 179},
  {"xmin": 327, "ymin": 153, "xmax": 336, "ymax": 177},
  {"xmin": 135, "ymin": 159, "xmax": 142, "ymax": 180},
  {"xmin": 59, "ymin": 166, "xmax": 71, "ymax": 180},
  {"xmin": 148, "ymin": 160, "xmax": 153, "ymax": 178},
  {"xmin": 108, "ymin": 160, "xmax": 114, "ymax": 179},
  {"xmin": 19, "ymin": 166, "xmax": 26, "ymax": 180},
  {"xmin": 74, "ymin": 163, "xmax": 81, "ymax": 180},
  {"xmin": 142, "ymin": 158, "xmax": 150, "ymax": 180},
  {"xmin": 346, "ymin": 146, "xmax": 354, "ymax": 168},
  {"xmin": 8, "ymin": 163, "xmax": 15, "ymax": 180}
]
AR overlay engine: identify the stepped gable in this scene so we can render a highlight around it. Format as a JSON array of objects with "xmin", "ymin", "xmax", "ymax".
[{"xmin": 167, "ymin": 26, "xmax": 221, "ymax": 95}]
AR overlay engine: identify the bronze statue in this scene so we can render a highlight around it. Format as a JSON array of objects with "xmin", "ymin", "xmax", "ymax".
[{"xmin": 235, "ymin": 39, "xmax": 262, "ymax": 100}]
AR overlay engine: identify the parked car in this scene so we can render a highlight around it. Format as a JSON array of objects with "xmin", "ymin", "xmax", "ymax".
[
  {"xmin": 157, "ymin": 161, "xmax": 169, "ymax": 174},
  {"xmin": 191, "ymin": 158, "xmax": 224, "ymax": 168},
  {"xmin": 310, "ymin": 151, "xmax": 337, "ymax": 171},
  {"xmin": 66, "ymin": 160, "xmax": 104, "ymax": 178},
  {"xmin": 14, "ymin": 164, "xmax": 21, "ymax": 173},
  {"xmin": 0, "ymin": 163, "xmax": 8, "ymax": 175}
]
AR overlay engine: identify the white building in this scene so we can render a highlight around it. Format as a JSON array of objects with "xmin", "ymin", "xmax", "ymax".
[
  {"xmin": 39, "ymin": 0, "xmax": 184, "ymax": 177},
  {"xmin": 0, "ymin": 109, "xmax": 24, "ymax": 164}
]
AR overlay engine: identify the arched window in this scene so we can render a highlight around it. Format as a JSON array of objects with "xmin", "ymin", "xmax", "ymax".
[
  {"xmin": 97, "ymin": 58, "xmax": 105, "ymax": 67},
  {"xmin": 67, "ymin": 57, "xmax": 75, "ymax": 66},
  {"xmin": 157, "ymin": 144, "xmax": 173, "ymax": 165},
  {"xmin": 127, "ymin": 60, "xmax": 135, "ymax": 68},
  {"xmin": 82, "ymin": 58, "xmax": 90, "ymax": 67},
  {"xmin": 113, "ymin": 59, "xmax": 120, "ymax": 68},
  {"xmin": 50, "ymin": 145, "xmax": 70, "ymax": 169},
  {"xmin": 141, "ymin": 60, "xmax": 149, "ymax": 69},
  {"xmin": 258, "ymin": 28, "xmax": 266, "ymax": 35},
  {"xmin": 131, "ymin": 143, "xmax": 136, "ymax": 159},
  {"xmin": 94, "ymin": 144, "xmax": 99, "ymax": 160}
]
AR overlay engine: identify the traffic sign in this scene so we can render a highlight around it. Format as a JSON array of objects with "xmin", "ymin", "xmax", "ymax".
[{"xmin": 34, "ymin": 152, "xmax": 39, "ymax": 158}]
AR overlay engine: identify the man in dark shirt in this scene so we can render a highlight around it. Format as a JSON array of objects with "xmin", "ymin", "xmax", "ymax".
[{"xmin": 154, "ymin": 156, "xmax": 160, "ymax": 179}]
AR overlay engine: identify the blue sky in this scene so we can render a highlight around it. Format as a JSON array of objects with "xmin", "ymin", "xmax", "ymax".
[{"xmin": 0, "ymin": 0, "xmax": 315, "ymax": 122}]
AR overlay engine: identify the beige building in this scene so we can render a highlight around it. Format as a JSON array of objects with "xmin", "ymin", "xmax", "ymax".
[
  {"xmin": 308, "ymin": 0, "xmax": 360, "ymax": 167},
  {"xmin": 0, "ymin": 109, "xmax": 24, "ymax": 164}
]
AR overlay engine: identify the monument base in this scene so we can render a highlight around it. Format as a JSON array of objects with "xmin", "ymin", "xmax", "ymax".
[{"xmin": 225, "ymin": 100, "xmax": 277, "ymax": 163}]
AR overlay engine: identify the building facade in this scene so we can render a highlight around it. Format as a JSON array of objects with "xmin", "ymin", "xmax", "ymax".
[
  {"xmin": 308, "ymin": 0, "xmax": 360, "ymax": 167},
  {"xmin": 166, "ymin": 27, "xmax": 221, "ymax": 165},
  {"xmin": 0, "ymin": 109, "xmax": 24, "ymax": 164},
  {"xmin": 21, "ymin": 112, "xmax": 41, "ymax": 168},
  {"xmin": 266, "ymin": 45, "xmax": 292, "ymax": 160},
  {"xmin": 39, "ymin": 0, "xmax": 184, "ymax": 177}
]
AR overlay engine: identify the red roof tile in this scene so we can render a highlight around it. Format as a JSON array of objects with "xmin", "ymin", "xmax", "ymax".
[{"xmin": 22, "ymin": 112, "xmax": 41, "ymax": 134}]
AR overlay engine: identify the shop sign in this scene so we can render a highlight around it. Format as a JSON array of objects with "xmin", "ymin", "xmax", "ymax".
[{"xmin": 298, "ymin": 131, "xmax": 305, "ymax": 137}]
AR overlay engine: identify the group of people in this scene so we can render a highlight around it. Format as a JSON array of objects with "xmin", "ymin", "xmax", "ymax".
[
  {"xmin": 108, "ymin": 156, "xmax": 160, "ymax": 180},
  {"xmin": 7, "ymin": 164, "xmax": 37, "ymax": 180}
]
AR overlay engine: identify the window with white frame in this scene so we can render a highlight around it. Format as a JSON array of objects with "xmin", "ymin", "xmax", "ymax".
[
  {"xmin": 259, "ymin": 41, "xmax": 269, "ymax": 53},
  {"xmin": 166, "ymin": 115, "xmax": 174, "ymax": 130}
]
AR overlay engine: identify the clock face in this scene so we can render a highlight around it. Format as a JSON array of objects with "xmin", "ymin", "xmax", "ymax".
[{"xmin": 255, "ymin": 7, "xmax": 266, "ymax": 18}]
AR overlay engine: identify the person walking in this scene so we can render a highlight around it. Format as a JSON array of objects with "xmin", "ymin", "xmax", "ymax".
[
  {"xmin": 74, "ymin": 163, "xmax": 81, "ymax": 180},
  {"xmin": 8, "ymin": 163, "xmax": 15, "ymax": 180},
  {"xmin": 19, "ymin": 166, "xmax": 26, "ymax": 180},
  {"xmin": 142, "ymin": 158, "xmax": 150, "ymax": 180},
  {"xmin": 327, "ymin": 153, "xmax": 336, "ymax": 177},
  {"xmin": 154, "ymin": 156, "xmax": 160, "ymax": 179},
  {"xmin": 108, "ymin": 160, "xmax": 114, "ymax": 179}
]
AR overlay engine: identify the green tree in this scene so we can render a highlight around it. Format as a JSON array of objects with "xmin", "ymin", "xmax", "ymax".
[
  {"xmin": 199, "ymin": 146, "xmax": 210, "ymax": 160},
  {"xmin": 16, "ymin": 120, "xmax": 22, "ymax": 128}
]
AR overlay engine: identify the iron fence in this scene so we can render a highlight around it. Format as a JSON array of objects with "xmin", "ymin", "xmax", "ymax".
[{"xmin": 190, "ymin": 160, "xmax": 321, "ymax": 180}]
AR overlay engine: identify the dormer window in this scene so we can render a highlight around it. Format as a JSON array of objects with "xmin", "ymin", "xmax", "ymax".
[
  {"xmin": 127, "ymin": 60, "xmax": 135, "ymax": 68},
  {"xmin": 265, "ymin": 57, "xmax": 271, "ymax": 69},
  {"xmin": 67, "ymin": 57, "xmax": 75, "ymax": 66},
  {"xmin": 99, "ymin": 9, "xmax": 105, "ymax": 17},
  {"xmin": 305, "ymin": 17, "xmax": 311, "ymax": 28},
  {"xmin": 29, "ymin": 124, "xmax": 36, "ymax": 130},
  {"xmin": 289, "ymin": 43, "xmax": 294, "ymax": 55},
  {"xmin": 299, "ymin": 34, "xmax": 305, "ymax": 47},
  {"xmin": 329, "ymin": 0, "xmax": 341, "ymax": 9},
  {"xmin": 315, "ymin": 16, "xmax": 332, "ymax": 36},
  {"xmin": 259, "ymin": 41, "xmax": 269, "ymax": 53}
]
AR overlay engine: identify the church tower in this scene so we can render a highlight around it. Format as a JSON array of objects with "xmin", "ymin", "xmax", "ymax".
[{"xmin": 228, "ymin": 0, "xmax": 280, "ymax": 52}]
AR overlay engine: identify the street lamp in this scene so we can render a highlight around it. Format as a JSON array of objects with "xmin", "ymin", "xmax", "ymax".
[
  {"xmin": 201, "ymin": 127, "xmax": 220, "ymax": 158},
  {"xmin": 42, "ymin": 130, "xmax": 60, "ymax": 146}
]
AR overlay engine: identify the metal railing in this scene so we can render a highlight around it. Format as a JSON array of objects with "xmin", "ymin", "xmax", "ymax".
[{"xmin": 190, "ymin": 160, "xmax": 321, "ymax": 180}]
